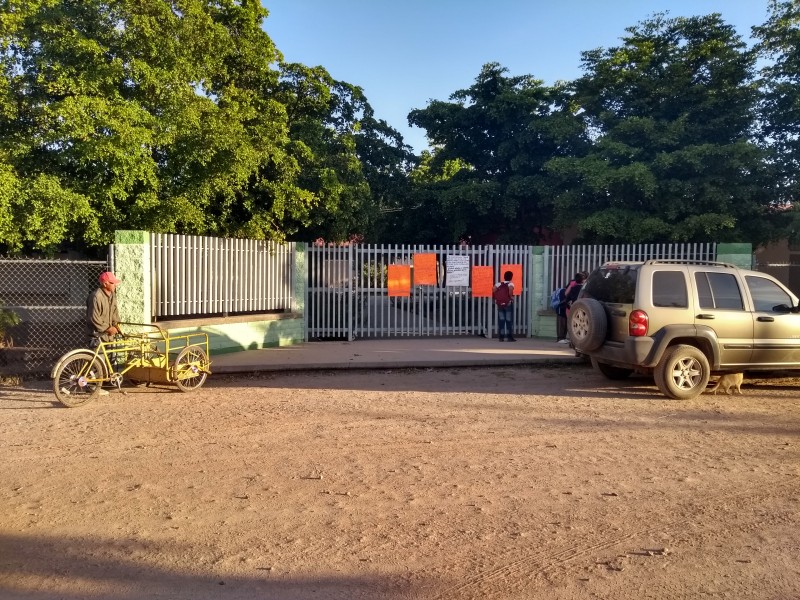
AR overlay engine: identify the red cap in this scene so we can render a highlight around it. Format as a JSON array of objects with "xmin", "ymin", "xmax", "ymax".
[{"xmin": 99, "ymin": 271, "xmax": 121, "ymax": 284}]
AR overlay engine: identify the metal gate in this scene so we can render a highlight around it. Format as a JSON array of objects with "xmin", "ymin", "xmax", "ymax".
[{"xmin": 306, "ymin": 244, "xmax": 532, "ymax": 340}]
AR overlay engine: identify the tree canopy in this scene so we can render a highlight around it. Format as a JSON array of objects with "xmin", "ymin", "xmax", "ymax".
[
  {"xmin": 754, "ymin": 0, "xmax": 800, "ymax": 241},
  {"xmin": 0, "ymin": 0, "xmax": 412, "ymax": 254},
  {"xmin": 405, "ymin": 63, "xmax": 586, "ymax": 243},
  {"xmin": 401, "ymin": 7, "xmax": 799, "ymax": 246},
  {"xmin": 544, "ymin": 13, "xmax": 778, "ymax": 243},
  {"xmin": 1, "ymin": 2, "xmax": 799, "ymax": 253}
]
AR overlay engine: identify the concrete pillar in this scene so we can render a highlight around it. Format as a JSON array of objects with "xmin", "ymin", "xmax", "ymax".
[
  {"xmin": 294, "ymin": 242, "xmax": 307, "ymax": 340},
  {"xmin": 113, "ymin": 230, "xmax": 151, "ymax": 325}
]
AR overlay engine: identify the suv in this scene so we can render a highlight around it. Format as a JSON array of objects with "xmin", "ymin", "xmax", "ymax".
[{"xmin": 568, "ymin": 260, "xmax": 800, "ymax": 399}]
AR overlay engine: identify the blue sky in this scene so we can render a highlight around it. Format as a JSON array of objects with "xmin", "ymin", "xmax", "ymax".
[{"xmin": 262, "ymin": 1, "xmax": 771, "ymax": 154}]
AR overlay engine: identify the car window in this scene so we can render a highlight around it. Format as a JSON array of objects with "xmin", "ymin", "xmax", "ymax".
[
  {"xmin": 652, "ymin": 271, "xmax": 687, "ymax": 307},
  {"xmin": 582, "ymin": 267, "xmax": 637, "ymax": 303},
  {"xmin": 694, "ymin": 272, "xmax": 744, "ymax": 310},
  {"xmin": 745, "ymin": 275, "xmax": 793, "ymax": 312}
]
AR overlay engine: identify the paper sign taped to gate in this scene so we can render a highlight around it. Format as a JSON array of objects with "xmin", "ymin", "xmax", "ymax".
[
  {"xmin": 413, "ymin": 253, "xmax": 437, "ymax": 285},
  {"xmin": 471, "ymin": 266, "xmax": 494, "ymax": 297},
  {"xmin": 388, "ymin": 264, "xmax": 411, "ymax": 297},
  {"xmin": 446, "ymin": 255, "xmax": 470, "ymax": 287}
]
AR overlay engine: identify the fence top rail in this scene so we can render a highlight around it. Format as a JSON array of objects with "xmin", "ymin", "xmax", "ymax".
[{"xmin": 0, "ymin": 258, "xmax": 107, "ymax": 265}]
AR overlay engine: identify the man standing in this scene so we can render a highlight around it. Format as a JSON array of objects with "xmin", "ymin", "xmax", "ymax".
[
  {"xmin": 87, "ymin": 271, "xmax": 122, "ymax": 346},
  {"xmin": 493, "ymin": 270, "xmax": 516, "ymax": 342}
]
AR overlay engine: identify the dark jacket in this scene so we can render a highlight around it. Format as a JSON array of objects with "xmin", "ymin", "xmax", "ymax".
[
  {"xmin": 564, "ymin": 282, "xmax": 583, "ymax": 311},
  {"xmin": 87, "ymin": 287, "xmax": 120, "ymax": 342},
  {"xmin": 555, "ymin": 288, "xmax": 568, "ymax": 317}
]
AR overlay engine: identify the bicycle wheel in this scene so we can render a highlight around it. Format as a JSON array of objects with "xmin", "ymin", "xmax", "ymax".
[
  {"xmin": 172, "ymin": 345, "xmax": 209, "ymax": 392},
  {"xmin": 53, "ymin": 352, "xmax": 105, "ymax": 407}
]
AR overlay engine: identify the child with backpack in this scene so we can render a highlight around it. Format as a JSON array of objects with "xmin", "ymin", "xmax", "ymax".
[
  {"xmin": 557, "ymin": 272, "xmax": 586, "ymax": 343},
  {"xmin": 565, "ymin": 272, "xmax": 586, "ymax": 307},
  {"xmin": 493, "ymin": 271, "xmax": 516, "ymax": 342}
]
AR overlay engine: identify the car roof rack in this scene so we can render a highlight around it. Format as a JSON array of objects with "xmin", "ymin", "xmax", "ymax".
[{"xmin": 642, "ymin": 259, "xmax": 737, "ymax": 268}]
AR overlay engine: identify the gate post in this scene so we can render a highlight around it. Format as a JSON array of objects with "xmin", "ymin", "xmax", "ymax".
[
  {"xmin": 486, "ymin": 245, "xmax": 494, "ymax": 339},
  {"xmin": 531, "ymin": 246, "xmax": 554, "ymax": 338},
  {"xmin": 348, "ymin": 244, "xmax": 355, "ymax": 341}
]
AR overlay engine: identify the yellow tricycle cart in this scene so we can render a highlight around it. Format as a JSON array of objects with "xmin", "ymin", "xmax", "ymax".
[{"xmin": 51, "ymin": 323, "xmax": 212, "ymax": 408}]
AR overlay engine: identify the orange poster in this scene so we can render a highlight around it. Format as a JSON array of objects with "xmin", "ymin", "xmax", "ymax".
[
  {"xmin": 471, "ymin": 265, "xmax": 494, "ymax": 297},
  {"xmin": 500, "ymin": 263, "xmax": 523, "ymax": 295},
  {"xmin": 387, "ymin": 264, "xmax": 411, "ymax": 297},
  {"xmin": 413, "ymin": 253, "xmax": 437, "ymax": 285}
]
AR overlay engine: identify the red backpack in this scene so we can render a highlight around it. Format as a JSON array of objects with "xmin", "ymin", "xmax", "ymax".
[{"xmin": 493, "ymin": 282, "xmax": 512, "ymax": 307}]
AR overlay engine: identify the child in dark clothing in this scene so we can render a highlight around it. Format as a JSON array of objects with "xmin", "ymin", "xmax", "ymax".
[
  {"xmin": 555, "ymin": 287, "xmax": 568, "ymax": 343},
  {"xmin": 558, "ymin": 272, "xmax": 586, "ymax": 344}
]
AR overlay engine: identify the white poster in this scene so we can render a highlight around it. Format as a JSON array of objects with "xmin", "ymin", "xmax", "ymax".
[{"xmin": 446, "ymin": 255, "xmax": 470, "ymax": 287}]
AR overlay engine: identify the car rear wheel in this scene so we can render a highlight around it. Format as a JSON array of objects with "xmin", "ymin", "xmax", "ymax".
[
  {"xmin": 568, "ymin": 298, "xmax": 607, "ymax": 352},
  {"xmin": 654, "ymin": 344, "xmax": 710, "ymax": 400}
]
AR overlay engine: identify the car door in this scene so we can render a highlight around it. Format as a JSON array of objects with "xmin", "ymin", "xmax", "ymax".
[
  {"xmin": 693, "ymin": 270, "xmax": 754, "ymax": 367},
  {"xmin": 744, "ymin": 274, "xmax": 800, "ymax": 366}
]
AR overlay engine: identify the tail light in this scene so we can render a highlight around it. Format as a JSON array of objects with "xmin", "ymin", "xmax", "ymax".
[{"xmin": 629, "ymin": 310, "xmax": 649, "ymax": 337}]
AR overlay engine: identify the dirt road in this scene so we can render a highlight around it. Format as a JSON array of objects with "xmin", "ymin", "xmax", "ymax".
[{"xmin": 1, "ymin": 365, "xmax": 798, "ymax": 599}]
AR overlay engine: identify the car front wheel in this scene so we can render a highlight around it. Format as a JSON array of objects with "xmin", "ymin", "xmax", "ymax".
[{"xmin": 654, "ymin": 344, "xmax": 710, "ymax": 400}]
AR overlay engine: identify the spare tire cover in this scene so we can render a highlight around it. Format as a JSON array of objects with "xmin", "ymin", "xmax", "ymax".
[{"xmin": 568, "ymin": 298, "xmax": 608, "ymax": 352}]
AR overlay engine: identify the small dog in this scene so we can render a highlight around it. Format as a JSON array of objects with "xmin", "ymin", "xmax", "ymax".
[{"xmin": 707, "ymin": 372, "xmax": 744, "ymax": 395}]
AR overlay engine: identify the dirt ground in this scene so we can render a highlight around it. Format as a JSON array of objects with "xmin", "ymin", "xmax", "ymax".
[{"xmin": 1, "ymin": 364, "xmax": 799, "ymax": 600}]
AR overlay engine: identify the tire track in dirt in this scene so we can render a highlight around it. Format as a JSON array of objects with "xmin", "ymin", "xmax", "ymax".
[
  {"xmin": 430, "ymin": 521, "xmax": 680, "ymax": 599},
  {"xmin": 430, "ymin": 479, "xmax": 798, "ymax": 599}
]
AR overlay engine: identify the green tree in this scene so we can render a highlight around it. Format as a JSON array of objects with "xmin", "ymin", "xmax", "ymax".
[
  {"xmin": 0, "ymin": 0, "xmax": 319, "ymax": 254},
  {"xmin": 375, "ymin": 151, "xmax": 466, "ymax": 243},
  {"xmin": 407, "ymin": 63, "xmax": 586, "ymax": 244},
  {"xmin": 275, "ymin": 63, "xmax": 415, "ymax": 243},
  {"xmin": 354, "ymin": 112, "xmax": 417, "ymax": 242},
  {"xmin": 754, "ymin": 0, "xmax": 800, "ymax": 240},
  {"xmin": 547, "ymin": 13, "xmax": 779, "ymax": 244}
]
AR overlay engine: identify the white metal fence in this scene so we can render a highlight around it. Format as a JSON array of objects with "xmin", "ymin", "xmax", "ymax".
[
  {"xmin": 541, "ymin": 242, "xmax": 717, "ymax": 310},
  {"xmin": 0, "ymin": 239, "xmax": 727, "ymax": 374},
  {"xmin": 150, "ymin": 233, "xmax": 296, "ymax": 320},
  {"xmin": 307, "ymin": 244, "xmax": 532, "ymax": 340},
  {"xmin": 308, "ymin": 242, "xmax": 718, "ymax": 340}
]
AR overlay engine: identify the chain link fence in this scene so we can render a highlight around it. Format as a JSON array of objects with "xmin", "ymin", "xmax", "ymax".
[{"xmin": 0, "ymin": 257, "xmax": 108, "ymax": 376}]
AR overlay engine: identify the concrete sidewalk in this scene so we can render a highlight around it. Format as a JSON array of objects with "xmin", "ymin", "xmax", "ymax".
[{"xmin": 211, "ymin": 336, "xmax": 582, "ymax": 373}]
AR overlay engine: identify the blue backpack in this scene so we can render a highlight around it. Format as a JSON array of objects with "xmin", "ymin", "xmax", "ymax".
[{"xmin": 550, "ymin": 287, "xmax": 565, "ymax": 311}]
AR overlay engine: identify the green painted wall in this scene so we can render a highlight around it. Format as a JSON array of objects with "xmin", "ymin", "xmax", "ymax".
[
  {"xmin": 530, "ymin": 246, "xmax": 556, "ymax": 338},
  {"xmin": 162, "ymin": 316, "xmax": 304, "ymax": 355},
  {"xmin": 716, "ymin": 243, "xmax": 753, "ymax": 268}
]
